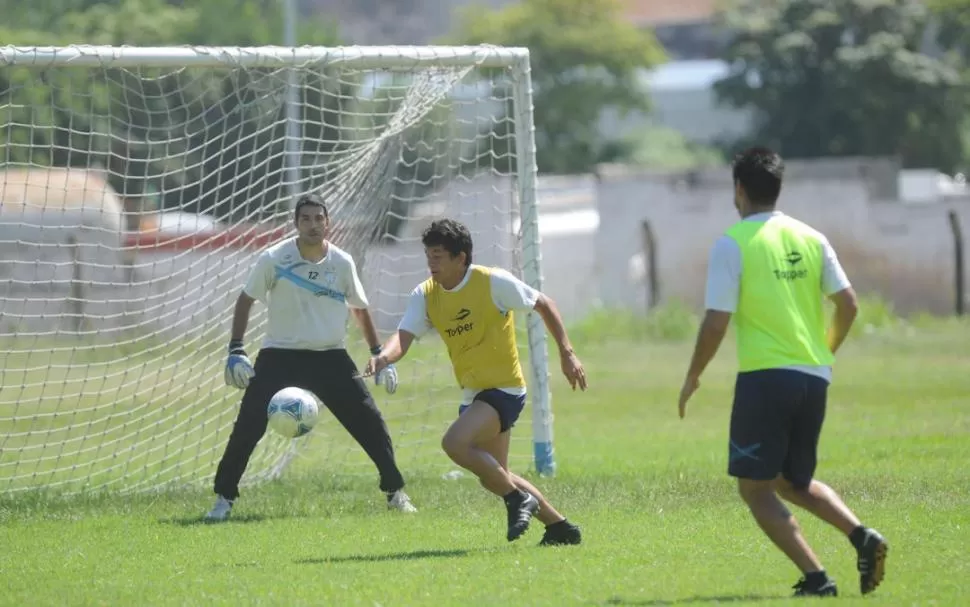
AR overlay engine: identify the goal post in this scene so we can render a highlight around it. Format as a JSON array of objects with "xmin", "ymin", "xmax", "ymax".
[
  {"xmin": 0, "ymin": 44, "xmax": 556, "ymax": 495},
  {"xmin": 510, "ymin": 61, "xmax": 556, "ymax": 478}
]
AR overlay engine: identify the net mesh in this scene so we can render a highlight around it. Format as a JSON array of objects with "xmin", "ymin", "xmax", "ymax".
[{"xmin": 0, "ymin": 46, "xmax": 543, "ymax": 495}]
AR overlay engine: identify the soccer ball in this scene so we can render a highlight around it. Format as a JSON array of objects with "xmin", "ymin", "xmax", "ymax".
[{"xmin": 267, "ymin": 387, "xmax": 320, "ymax": 438}]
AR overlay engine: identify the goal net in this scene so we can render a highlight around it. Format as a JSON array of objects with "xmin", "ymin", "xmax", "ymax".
[{"xmin": 0, "ymin": 45, "xmax": 554, "ymax": 495}]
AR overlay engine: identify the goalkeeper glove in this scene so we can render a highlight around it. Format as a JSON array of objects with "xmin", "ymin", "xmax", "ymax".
[
  {"xmin": 370, "ymin": 345, "xmax": 398, "ymax": 395},
  {"xmin": 224, "ymin": 340, "xmax": 255, "ymax": 389}
]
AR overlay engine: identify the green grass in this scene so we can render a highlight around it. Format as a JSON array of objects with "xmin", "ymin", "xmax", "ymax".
[{"xmin": 1, "ymin": 308, "xmax": 969, "ymax": 606}]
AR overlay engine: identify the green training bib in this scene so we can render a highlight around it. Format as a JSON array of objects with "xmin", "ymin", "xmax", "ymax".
[{"xmin": 725, "ymin": 216, "xmax": 835, "ymax": 371}]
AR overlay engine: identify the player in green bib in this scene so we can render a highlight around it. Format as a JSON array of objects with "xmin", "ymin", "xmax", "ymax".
[{"xmin": 678, "ymin": 147, "xmax": 888, "ymax": 598}]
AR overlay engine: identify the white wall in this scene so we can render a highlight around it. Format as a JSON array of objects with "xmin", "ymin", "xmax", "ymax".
[
  {"xmin": 595, "ymin": 164, "xmax": 970, "ymax": 316},
  {"xmin": 362, "ymin": 172, "xmax": 599, "ymax": 334},
  {"xmin": 3, "ymin": 163, "xmax": 965, "ymax": 343}
]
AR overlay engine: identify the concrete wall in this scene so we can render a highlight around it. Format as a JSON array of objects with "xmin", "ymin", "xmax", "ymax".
[
  {"xmin": 596, "ymin": 160, "xmax": 970, "ymax": 316},
  {"xmin": 2, "ymin": 162, "xmax": 965, "ymax": 344},
  {"xmin": 0, "ymin": 235, "xmax": 258, "ymax": 339},
  {"xmin": 362, "ymin": 172, "xmax": 600, "ymax": 333},
  {"xmin": 0, "ymin": 171, "xmax": 599, "ymax": 341}
]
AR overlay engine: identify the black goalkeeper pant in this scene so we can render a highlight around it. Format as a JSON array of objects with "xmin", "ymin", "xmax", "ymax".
[{"xmin": 213, "ymin": 347, "xmax": 405, "ymax": 501}]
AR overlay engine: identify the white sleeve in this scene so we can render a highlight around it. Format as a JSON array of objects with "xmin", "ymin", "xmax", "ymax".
[
  {"xmin": 704, "ymin": 235, "xmax": 741, "ymax": 313},
  {"xmin": 397, "ymin": 286, "xmax": 433, "ymax": 339},
  {"xmin": 489, "ymin": 268, "xmax": 541, "ymax": 313},
  {"xmin": 242, "ymin": 251, "xmax": 274, "ymax": 303},
  {"xmin": 345, "ymin": 258, "xmax": 369, "ymax": 310},
  {"xmin": 819, "ymin": 236, "xmax": 852, "ymax": 296}
]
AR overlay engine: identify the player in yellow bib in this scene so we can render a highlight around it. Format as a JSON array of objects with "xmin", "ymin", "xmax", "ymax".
[
  {"xmin": 367, "ymin": 218, "xmax": 587, "ymax": 545},
  {"xmin": 678, "ymin": 148, "xmax": 888, "ymax": 598}
]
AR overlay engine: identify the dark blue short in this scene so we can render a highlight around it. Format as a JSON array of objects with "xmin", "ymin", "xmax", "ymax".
[
  {"xmin": 729, "ymin": 369, "xmax": 829, "ymax": 488},
  {"xmin": 458, "ymin": 389, "xmax": 526, "ymax": 433}
]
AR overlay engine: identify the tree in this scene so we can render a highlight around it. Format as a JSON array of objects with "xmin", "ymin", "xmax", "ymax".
[
  {"xmin": 928, "ymin": 0, "xmax": 970, "ymax": 60},
  {"xmin": 714, "ymin": 0, "xmax": 969, "ymax": 172},
  {"xmin": 927, "ymin": 0, "xmax": 970, "ymax": 173},
  {"xmin": 610, "ymin": 125, "xmax": 725, "ymax": 170},
  {"xmin": 449, "ymin": 0, "xmax": 666, "ymax": 174}
]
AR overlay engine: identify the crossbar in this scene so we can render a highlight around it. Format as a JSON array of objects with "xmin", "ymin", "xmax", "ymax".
[{"xmin": 0, "ymin": 45, "xmax": 530, "ymax": 69}]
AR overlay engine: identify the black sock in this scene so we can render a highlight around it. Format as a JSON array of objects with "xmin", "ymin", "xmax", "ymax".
[
  {"xmin": 546, "ymin": 518, "xmax": 569, "ymax": 529},
  {"xmin": 849, "ymin": 525, "xmax": 868, "ymax": 550},
  {"xmin": 804, "ymin": 571, "xmax": 829, "ymax": 587},
  {"xmin": 503, "ymin": 489, "xmax": 525, "ymax": 506}
]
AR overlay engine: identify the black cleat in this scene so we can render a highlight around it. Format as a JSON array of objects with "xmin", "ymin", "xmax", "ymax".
[
  {"xmin": 538, "ymin": 521, "xmax": 582, "ymax": 546},
  {"xmin": 506, "ymin": 492, "xmax": 539, "ymax": 542},
  {"xmin": 793, "ymin": 577, "xmax": 838, "ymax": 597},
  {"xmin": 856, "ymin": 528, "xmax": 888, "ymax": 595}
]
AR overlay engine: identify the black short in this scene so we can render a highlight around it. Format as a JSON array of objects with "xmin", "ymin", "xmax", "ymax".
[
  {"xmin": 248, "ymin": 347, "xmax": 372, "ymax": 413},
  {"xmin": 728, "ymin": 369, "xmax": 828, "ymax": 488},
  {"xmin": 458, "ymin": 389, "xmax": 526, "ymax": 433},
  {"xmin": 215, "ymin": 346, "xmax": 404, "ymax": 499}
]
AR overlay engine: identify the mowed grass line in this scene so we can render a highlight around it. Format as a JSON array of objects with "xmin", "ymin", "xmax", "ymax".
[{"xmin": 0, "ymin": 320, "xmax": 968, "ymax": 606}]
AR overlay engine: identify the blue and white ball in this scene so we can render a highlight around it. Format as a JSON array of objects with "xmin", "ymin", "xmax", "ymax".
[{"xmin": 267, "ymin": 387, "xmax": 320, "ymax": 438}]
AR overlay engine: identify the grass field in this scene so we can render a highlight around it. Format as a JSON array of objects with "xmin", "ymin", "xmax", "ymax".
[{"xmin": 1, "ymin": 307, "xmax": 968, "ymax": 606}]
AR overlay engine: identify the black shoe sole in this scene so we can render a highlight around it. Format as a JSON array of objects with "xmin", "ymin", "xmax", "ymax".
[
  {"xmin": 793, "ymin": 580, "xmax": 838, "ymax": 598},
  {"xmin": 794, "ymin": 589, "xmax": 838, "ymax": 598},
  {"xmin": 861, "ymin": 540, "xmax": 888, "ymax": 595},
  {"xmin": 538, "ymin": 532, "xmax": 582, "ymax": 546}
]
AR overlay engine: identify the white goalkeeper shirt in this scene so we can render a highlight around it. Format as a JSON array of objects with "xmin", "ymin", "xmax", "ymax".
[{"xmin": 243, "ymin": 238, "xmax": 369, "ymax": 351}]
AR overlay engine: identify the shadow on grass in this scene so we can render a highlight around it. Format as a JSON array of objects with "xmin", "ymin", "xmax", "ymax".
[
  {"xmin": 158, "ymin": 512, "xmax": 302, "ymax": 527},
  {"xmin": 212, "ymin": 561, "xmax": 262, "ymax": 569},
  {"xmin": 296, "ymin": 548, "xmax": 475, "ymax": 565},
  {"xmin": 601, "ymin": 595, "xmax": 778, "ymax": 606}
]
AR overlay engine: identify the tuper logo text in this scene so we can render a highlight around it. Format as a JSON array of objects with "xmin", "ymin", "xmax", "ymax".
[
  {"xmin": 446, "ymin": 308, "xmax": 474, "ymax": 337},
  {"xmin": 774, "ymin": 251, "xmax": 807, "ymax": 281}
]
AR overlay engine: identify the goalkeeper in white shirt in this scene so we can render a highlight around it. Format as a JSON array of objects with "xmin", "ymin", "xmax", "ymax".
[{"xmin": 205, "ymin": 194, "xmax": 416, "ymax": 521}]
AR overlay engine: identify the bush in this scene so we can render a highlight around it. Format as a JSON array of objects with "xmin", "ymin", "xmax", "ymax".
[
  {"xmin": 567, "ymin": 302, "xmax": 699, "ymax": 346},
  {"xmin": 566, "ymin": 294, "xmax": 966, "ymax": 349},
  {"xmin": 850, "ymin": 294, "xmax": 900, "ymax": 335}
]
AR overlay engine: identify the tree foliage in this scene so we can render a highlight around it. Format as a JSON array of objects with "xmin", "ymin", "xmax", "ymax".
[
  {"xmin": 450, "ymin": 0, "xmax": 666, "ymax": 174},
  {"xmin": 928, "ymin": 0, "xmax": 970, "ymax": 60},
  {"xmin": 715, "ymin": 0, "xmax": 969, "ymax": 172},
  {"xmin": 612, "ymin": 126, "xmax": 725, "ymax": 170}
]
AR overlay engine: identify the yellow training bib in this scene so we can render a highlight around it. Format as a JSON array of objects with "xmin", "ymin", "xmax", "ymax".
[{"xmin": 422, "ymin": 265, "xmax": 526, "ymax": 390}]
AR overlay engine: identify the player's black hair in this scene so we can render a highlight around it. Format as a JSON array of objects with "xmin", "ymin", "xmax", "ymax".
[
  {"xmin": 732, "ymin": 146, "xmax": 785, "ymax": 207},
  {"xmin": 421, "ymin": 218, "xmax": 473, "ymax": 266},
  {"xmin": 293, "ymin": 193, "xmax": 329, "ymax": 223}
]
